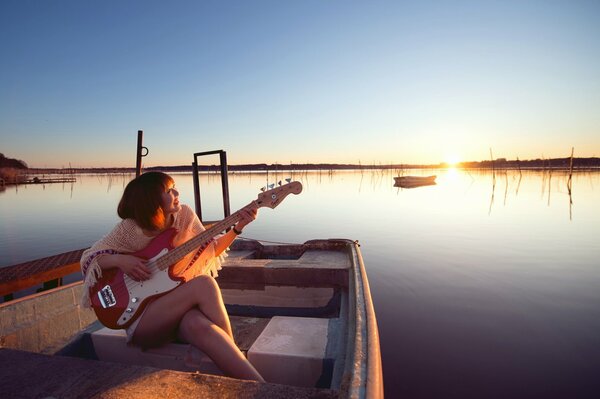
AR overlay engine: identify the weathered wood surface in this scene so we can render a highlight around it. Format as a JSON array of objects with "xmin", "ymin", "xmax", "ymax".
[
  {"xmin": 219, "ymin": 264, "xmax": 348, "ymax": 289},
  {"xmin": 0, "ymin": 349, "xmax": 338, "ymax": 399},
  {"xmin": 0, "ymin": 248, "xmax": 87, "ymax": 296},
  {"xmin": 229, "ymin": 315, "xmax": 270, "ymax": 352}
]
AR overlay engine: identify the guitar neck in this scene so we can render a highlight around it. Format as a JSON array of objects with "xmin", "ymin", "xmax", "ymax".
[
  {"xmin": 155, "ymin": 202, "xmax": 255, "ymax": 270},
  {"xmin": 152, "ymin": 180, "xmax": 302, "ymax": 271}
]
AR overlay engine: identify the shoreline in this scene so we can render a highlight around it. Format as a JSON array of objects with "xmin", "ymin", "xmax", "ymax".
[
  {"xmin": 26, "ymin": 163, "xmax": 600, "ymax": 175},
  {"xmin": 3, "ymin": 157, "xmax": 600, "ymax": 176}
]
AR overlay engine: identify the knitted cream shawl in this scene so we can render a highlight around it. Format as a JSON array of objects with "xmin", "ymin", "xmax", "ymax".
[{"xmin": 79, "ymin": 204, "xmax": 225, "ymax": 307}]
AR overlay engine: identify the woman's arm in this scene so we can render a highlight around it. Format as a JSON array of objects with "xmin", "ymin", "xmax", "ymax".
[
  {"xmin": 80, "ymin": 220, "xmax": 151, "ymax": 282},
  {"xmin": 213, "ymin": 208, "xmax": 258, "ymax": 256}
]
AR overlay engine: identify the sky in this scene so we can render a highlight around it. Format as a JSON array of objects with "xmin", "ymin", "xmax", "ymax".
[{"xmin": 1, "ymin": 0, "xmax": 599, "ymax": 168}]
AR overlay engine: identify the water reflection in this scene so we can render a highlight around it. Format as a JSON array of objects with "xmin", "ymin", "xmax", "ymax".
[
  {"xmin": 475, "ymin": 169, "xmax": 579, "ymax": 220},
  {"xmin": 1, "ymin": 169, "xmax": 600, "ymax": 398}
]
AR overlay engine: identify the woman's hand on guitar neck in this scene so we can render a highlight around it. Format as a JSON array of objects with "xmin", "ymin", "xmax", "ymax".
[{"xmin": 235, "ymin": 208, "xmax": 258, "ymax": 232}]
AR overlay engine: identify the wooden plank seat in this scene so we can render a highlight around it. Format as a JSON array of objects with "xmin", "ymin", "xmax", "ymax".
[
  {"xmin": 220, "ymin": 249, "xmax": 351, "ymax": 289},
  {"xmin": 248, "ymin": 316, "xmax": 341, "ymax": 388},
  {"xmin": 90, "ymin": 327, "xmax": 222, "ymax": 375},
  {"xmin": 89, "ymin": 316, "xmax": 270, "ymax": 376}
]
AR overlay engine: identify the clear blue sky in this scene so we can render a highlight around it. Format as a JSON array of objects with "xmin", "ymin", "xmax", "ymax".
[{"xmin": 1, "ymin": 0, "xmax": 599, "ymax": 168}]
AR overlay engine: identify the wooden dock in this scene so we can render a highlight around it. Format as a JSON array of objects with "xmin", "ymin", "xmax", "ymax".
[
  {"xmin": 1, "ymin": 176, "xmax": 77, "ymax": 186},
  {"xmin": 26, "ymin": 177, "xmax": 77, "ymax": 184},
  {"xmin": 0, "ymin": 248, "xmax": 86, "ymax": 299}
]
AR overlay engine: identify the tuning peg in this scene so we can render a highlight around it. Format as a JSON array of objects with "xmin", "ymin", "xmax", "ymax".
[
  {"xmin": 285, "ymin": 178, "xmax": 291, "ymax": 183},
  {"xmin": 268, "ymin": 184, "xmax": 275, "ymax": 189},
  {"xmin": 260, "ymin": 186, "xmax": 266, "ymax": 192},
  {"xmin": 277, "ymin": 180, "xmax": 282, "ymax": 186}
]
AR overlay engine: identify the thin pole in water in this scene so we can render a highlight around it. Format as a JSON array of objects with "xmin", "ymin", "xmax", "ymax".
[{"xmin": 135, "ymin": 130, "xmax": 149, "ymax": 178}]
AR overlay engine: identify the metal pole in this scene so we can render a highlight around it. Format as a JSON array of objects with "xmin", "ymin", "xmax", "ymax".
[
  {"xmin": 136, "ymin": 130, "xmax": 143, "ymax": 177},
  {"xmin": 220, "ymin": 151, "xmax": 231, "ymax": 218},
  {"xmin": 192, "ymin": 160, "xmax": 202, "ymax": 221}
]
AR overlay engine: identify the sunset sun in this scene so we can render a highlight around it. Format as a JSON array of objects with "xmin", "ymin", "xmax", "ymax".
[{"xmin": 444, "ymin": 154, "xmax": 461, "ymax": 167}]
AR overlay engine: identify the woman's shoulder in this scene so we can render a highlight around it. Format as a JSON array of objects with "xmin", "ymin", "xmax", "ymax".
[
  {"xmin": 118, "ymin": 217, "xmax": 140, "ymax": 231},
  {"xmin": 180, "ymin": 204, "xmax": 195, "ymax": 215},
  {"xmin": 107, "ymin": 218, "xmax": 143, "ymax": 239},
  {"xmin": 87, "ymin": 218, "xmax": 143, "ymax": 250},
  {"xmin": 174, "ymin": 204, "xmax": 194, "ymax": 223},
  {"xmin": 175, "ymin": 204, "xmax": 203, "ymax": 230}
]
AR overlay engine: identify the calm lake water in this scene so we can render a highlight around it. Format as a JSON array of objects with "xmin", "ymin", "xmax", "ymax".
[{"xmin": 1, "ymin": 169, "xmax": 600, "ymax": 398}]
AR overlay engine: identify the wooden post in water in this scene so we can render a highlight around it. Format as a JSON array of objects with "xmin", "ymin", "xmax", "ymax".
[
  {"xmin": 135, "ymin": 130, "xmax": 148, "ymax": 178},
  {"xmin": 568, "ymin": 147, "xmax": 574, "ymax": 220},
  {"xmin": 567, "ymin": 147, "xmax": 574, "ymax": 190}
]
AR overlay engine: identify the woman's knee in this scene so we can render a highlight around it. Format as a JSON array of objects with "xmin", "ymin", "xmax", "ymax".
[
  {"xmin": 180, "ymin": 311, "xmax": 217, "ymax": 337},
  {"xmin": 190, "ymin": 274, "xmax": 220, "ymax": 296}
]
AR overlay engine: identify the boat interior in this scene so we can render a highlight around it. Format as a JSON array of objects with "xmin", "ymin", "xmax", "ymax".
[
  {"xmin": 63, "ymin": 239, "xmax": 350, "ymax": 388},
  {"xmin": 1, "ymin": 239, "xmax": 369, "ymax": 397}
]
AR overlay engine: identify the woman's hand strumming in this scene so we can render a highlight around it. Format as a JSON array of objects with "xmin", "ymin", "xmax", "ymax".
[{"xmin": 116, "ymin": 254, "xmax": 151, "ymax": 281}]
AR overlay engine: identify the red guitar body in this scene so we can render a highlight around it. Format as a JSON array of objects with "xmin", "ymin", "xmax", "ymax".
[{"xmin": 89, "ymin": 228, "xmax": 185, "ymax": 329}]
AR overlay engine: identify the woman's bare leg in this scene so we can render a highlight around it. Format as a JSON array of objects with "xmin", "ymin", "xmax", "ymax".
[
  {"xmin": 131, "ymin": 275, "xmax": 263, "ymax": 381},
  {"xmin": 177, "ymin": 309, "xmax": 264, "ymax": 381},
  {"xmin": 133, "ymin": 275, "xmax": 233, "ymax": 345}
]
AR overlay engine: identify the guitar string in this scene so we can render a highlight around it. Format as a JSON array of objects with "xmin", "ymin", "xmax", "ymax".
[{"xmin": 119, "ymin": 212, "xmax": 244, "ymax": 291}]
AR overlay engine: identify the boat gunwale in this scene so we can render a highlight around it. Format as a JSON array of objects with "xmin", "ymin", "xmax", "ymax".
[{"xmin": 332, "ymin": 239, "xmax": 383, "ymax": 399}]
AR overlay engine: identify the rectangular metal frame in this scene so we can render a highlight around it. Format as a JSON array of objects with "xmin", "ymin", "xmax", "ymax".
[{"xmin": 192, "ymin": 150, "xmax": 231, "ymax": 222}]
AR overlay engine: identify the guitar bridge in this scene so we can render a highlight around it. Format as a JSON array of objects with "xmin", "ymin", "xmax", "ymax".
[{"xmin": 98, "ymin": 285, "xmax": 116, "ymax": 308}]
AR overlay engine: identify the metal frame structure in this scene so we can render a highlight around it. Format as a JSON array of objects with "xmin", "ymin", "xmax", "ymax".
[{"xmin": 192, "ymin": 150, "xmax": 231, "ymax": 223}]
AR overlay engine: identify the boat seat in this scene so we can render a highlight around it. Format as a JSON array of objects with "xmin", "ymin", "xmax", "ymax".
[
  {"xmin": 90, "ymin": 327, "xmax": 222, "ymax": 375},
  {"xmin": 247, "ymin": 316, "xmax": 337, "ymax": 388}
]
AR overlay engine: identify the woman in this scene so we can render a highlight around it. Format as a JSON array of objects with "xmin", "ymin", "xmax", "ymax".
[{"xmin": 80, "ymin": 171, "xmax": 264, "ymax": 381}]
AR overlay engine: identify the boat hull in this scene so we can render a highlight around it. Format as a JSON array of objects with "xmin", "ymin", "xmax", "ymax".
[
  {"xmin": 394, "ymin": 175, "xmax": 437, "ymax": 188},
  {"xmin": 0, "ymin": 238, "xmax": 383, "ymax": 398}
]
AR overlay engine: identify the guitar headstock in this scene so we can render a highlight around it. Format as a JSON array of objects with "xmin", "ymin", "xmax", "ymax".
[{"xmin": 255, "ymin": 181, "xmax": 303, "ymax": 209}]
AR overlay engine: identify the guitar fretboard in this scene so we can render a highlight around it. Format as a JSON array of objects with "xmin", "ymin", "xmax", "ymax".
[{"xmin": 153, "ymin": 202, "xmax": 255, "ymax": 271}]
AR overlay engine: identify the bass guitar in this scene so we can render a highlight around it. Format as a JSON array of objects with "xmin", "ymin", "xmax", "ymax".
[{"xmin": 90, "ymin": 181, "xmax": 302, "ymax": 329}]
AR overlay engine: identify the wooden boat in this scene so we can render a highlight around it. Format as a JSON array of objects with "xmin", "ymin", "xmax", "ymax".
[
  {"xmin": 0, "ymin": 238, "xmax": 382, "ymax": 398},
  {"xmin": 394, "ymin": 175, "xmax": 437, "ymax": 188}
]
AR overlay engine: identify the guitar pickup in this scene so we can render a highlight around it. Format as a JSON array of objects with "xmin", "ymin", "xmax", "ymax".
[{"xmin": 98, "ymin": 285, "xmax": 117, "ymax": 308}]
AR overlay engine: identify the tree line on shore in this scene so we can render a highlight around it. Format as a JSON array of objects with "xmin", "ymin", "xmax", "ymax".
[{"xmin": 2, "ymin": 152, "xmax": 600, "ymax": 178}]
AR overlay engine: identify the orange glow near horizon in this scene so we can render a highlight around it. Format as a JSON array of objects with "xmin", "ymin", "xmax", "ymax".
[{"xmin": 444, "ymin": 154, "xmax": 461, "ymax": 167}]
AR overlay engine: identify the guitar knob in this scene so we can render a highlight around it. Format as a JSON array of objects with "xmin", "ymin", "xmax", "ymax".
[
  {"xmin": 278, "ymin": 180, "xmax": 282, "ymax": 186},
  {"xmin": 285, "ymin": 178, "xmax": 292, "ymax": 183},
  {"xmin": 260, "ymin": 186, "xmax": 266, "ymax": 192},
  {"xmin": 268, "ymin": 184, "xmax": 275, "ymax": 189},
  {"xmin": 131, "ymin": 297, "xmax": 139, "ymax": 303},
  {"xmin": 126, "ymin": 308, "xmax": 133, "ymax": 313}
]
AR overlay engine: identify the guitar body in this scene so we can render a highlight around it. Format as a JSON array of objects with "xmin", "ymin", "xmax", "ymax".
[{"xmin": 90, "ymin": 228, "xmax": 185, "ymax": 329}]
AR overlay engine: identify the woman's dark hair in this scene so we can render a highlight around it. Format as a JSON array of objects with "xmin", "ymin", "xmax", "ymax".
[{"xmin": 118, "ymin": 172, "xmax": 174, "ymax": 231}]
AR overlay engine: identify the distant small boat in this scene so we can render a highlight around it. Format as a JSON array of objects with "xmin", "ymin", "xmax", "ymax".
[{"xmin": 394, "ymin": 175, "xmax": 437, "ymax": 188}]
